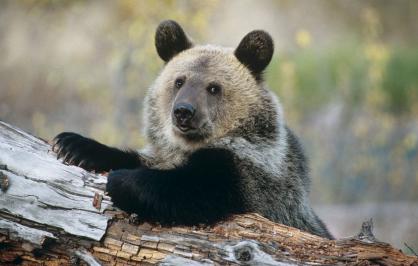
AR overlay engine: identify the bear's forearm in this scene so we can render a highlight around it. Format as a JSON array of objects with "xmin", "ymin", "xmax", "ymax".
[
  {"xmin": 99, "ymin": 146, "xmax": 143, "ymax": 171},
  {"xmin": 106, "ymin": 149, "xmax": 246, "ymax": 224},
  {"xmin": 52, "ymin": 132, "xmax": 142, "ymax": 172}
]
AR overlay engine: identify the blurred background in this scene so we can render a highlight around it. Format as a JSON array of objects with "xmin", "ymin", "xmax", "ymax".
[{"xmin": 0, "ymin": 0, "xmax": 417, "ymax": 252}]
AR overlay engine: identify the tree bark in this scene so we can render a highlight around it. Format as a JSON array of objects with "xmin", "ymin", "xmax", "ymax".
[{"xmin": 0, "ymin": 120, "xmax": 416, "ymax": 266}]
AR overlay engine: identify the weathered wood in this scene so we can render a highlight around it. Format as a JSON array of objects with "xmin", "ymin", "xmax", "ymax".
[
  {"xmin": 0, "ymin": 219, "xmax": 55, "ymax": 248},
  {"xmin": 0, "ymin": 120, "xmax": 417, "ymax": 265},
  {"xmin": 0, "ymin": 121, "xmax": 110, "ymax": 241}
]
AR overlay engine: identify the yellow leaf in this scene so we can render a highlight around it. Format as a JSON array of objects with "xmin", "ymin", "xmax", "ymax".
[{"xmin": 295, "ymin": 30, "xmax": 312, "ymax": 48}]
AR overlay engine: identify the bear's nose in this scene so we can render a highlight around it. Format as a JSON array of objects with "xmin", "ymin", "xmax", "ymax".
[{"xmin": 173, "ymin": 103, "xmax": 195, "ymax": 128}]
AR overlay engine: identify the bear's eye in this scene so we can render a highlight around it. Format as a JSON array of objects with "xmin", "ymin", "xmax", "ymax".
[
  {"xmin": 207, "ymin": 84, "xmax": 221, "ymax": 95},
  {"xmin": 174, "ymin": 78, "xmax": 184, "ymax": 89}
]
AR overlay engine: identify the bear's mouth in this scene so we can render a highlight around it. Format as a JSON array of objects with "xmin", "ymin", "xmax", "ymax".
[
  {"xmin": 173, "ymin": 123, "xmax": 210, "ymax": 142},
  {"xmin": 177, "ymin": 124, "xmax": 196, "ymax": 133}
]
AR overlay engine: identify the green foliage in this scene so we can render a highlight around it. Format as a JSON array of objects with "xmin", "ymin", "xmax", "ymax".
[
  {"xmin": 268, "ymin": 43, "xmax": 418, "ymax": 116},
  {"xmin": 383, "ymin": 48, "xmax": 418, "ymax": 113}
]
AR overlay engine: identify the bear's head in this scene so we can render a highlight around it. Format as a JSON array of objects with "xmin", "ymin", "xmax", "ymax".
[{"xmin": 146, "ymin": 20, "xmax": 279, "ymax": 152}]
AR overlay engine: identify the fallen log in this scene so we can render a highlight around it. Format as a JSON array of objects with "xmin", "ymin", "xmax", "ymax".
[{"xmin": 0, "ymin": 120, "xmax": 416, "ymax": 265}]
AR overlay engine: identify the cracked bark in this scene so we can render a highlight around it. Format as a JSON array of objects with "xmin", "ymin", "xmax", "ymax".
[{"xmin": 0, "ymin": 120, "xmax": 417, "ymax": 266}]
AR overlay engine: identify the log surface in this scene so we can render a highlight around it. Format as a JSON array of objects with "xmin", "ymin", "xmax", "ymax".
[
  {"xmin": 0, "ymin": 121, "xmax": 110, "ymax": 241},
  {"xmin": 0, "ymin": 120, "xmax": 417, "ymax": 265}
]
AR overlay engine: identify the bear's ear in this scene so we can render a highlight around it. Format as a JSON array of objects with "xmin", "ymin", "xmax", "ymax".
[
  {"xmin": 234, "ymin": 30, "xmax": 274, "ymax": 80},
  {"xmin": 155, "ymin": 20, "xmax": 193, "ymax": 62}
]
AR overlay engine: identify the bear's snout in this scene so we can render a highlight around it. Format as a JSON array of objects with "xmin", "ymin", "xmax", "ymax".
[{"xmin": 173, "ymin": 103, "xmax": 196, "ymax": 131}]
